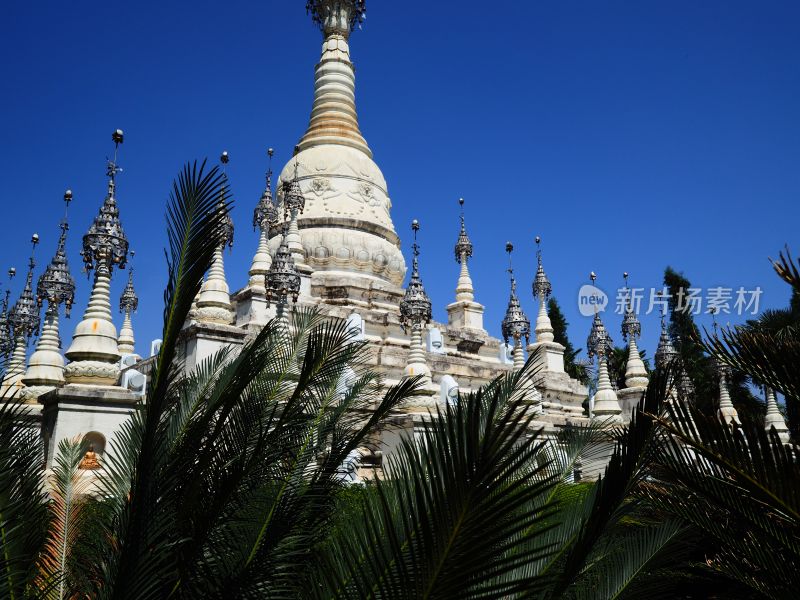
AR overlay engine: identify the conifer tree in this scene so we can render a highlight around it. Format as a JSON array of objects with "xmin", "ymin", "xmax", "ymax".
[
  {"xmin": 547, "ymin": 297, "xmax": 589, "ymax": 385},
  {"xmin": 663, "ymin": 267, "xmax": 760, "ymax": 418}
]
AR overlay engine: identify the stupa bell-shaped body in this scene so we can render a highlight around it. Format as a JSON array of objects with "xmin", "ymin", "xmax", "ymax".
[{"xmin": 276, "ymin": 1, "xmax": 406, "ymax": 288}]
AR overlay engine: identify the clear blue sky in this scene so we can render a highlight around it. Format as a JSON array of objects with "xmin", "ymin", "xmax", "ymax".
[{"xmin": 1, "ymin": 0, "xmax": 798, "ymax": 360}]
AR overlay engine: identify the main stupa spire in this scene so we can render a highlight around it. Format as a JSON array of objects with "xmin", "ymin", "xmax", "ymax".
[
  {"xmin": 301, "ymin": 0, "xmax": 370, "ymax": 156},
  {"xmin": 277, "ymin": 1, "xmax": 405, "ymax": 289}
]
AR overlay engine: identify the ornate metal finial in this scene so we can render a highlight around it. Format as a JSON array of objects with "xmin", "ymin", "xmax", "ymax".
[
  {"xmin": 501, "ymin": 243, "xmax": 530, "ymax": 345},
  {"xmin": 620, "ymin": 272, "xmax": 641, "ymax": 342},
  {"xmin": 307, "ymin": 0, "xmax": 367, "ymax": 36},
  {"xmin": 37, "ymin": 191, "xmax": 77, "ymax": 317},
  {"xmin": 265, "ymin": 224, "xmax": 301, "ymax": 307},
  {"xmin": 282, "ymin": 157, "xmax": 306, "ymax": 220},
  {"xmin": 254, "ymin": 148, "xmax": 279, "ymax": 232},
  {"xmin": 9, "ymin": 234, "xmax": 41, "ymax": 342},
  {"xmin": 399, "ymin": 220, "xmax": 432, "ymax": 333},
  {"xmin": 83, "ymin": 130, "xmax": 130, "ymax": 274},
  {"xmin": 0, "ymin": 270, "xmax": 15, "ymax": 357},
  {"xmin": 532, "ymin": 235, "xmax": 552, "ymax": 301},
  {"xmin": 709, "ymin": 307, "xmax": 730, "ymax": 378},
  {"xmin": 587, "ymin": 312, "xmax": 611, "ymax": 360},
  {"xmin": 654, "ymin": 300, "xmax": 678, "ymax": 369},
  {"xmin": 119, "ymin": 252, "xmax": 139, "ymax": 315},
  {"xmin": 586, "ymin": 273, "xmax": 611, "ymax": 359},
  {"xmin": 214, "ymin": 151, "xmax": 234, "ymax": 249},
  {"xmin": 454, "ymin": 197, "xmax": 473, "ymax": 264}
]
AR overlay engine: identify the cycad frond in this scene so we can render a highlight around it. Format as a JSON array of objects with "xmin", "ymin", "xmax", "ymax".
[
  {"xmin": 312, "ymin": 359, "xmax": 561, "ymax": 599},
  {"xmin": 0, "ymin": 392, "xmax": 49, "ymax": 599},
  {"xmin": 34, "ymin": 437, "xmax": 92, "ymax": 599}
]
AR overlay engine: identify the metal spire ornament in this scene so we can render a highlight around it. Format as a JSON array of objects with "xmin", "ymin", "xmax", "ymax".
[
  {"xmin": 620, "ymin": 272, "xmax": 648, "ymax": 389},
  {"xmin": 0, "ymin": 269, "xmax": 16, "ymax": 358},
  {"xmin": 22, "ymin": 191, "xmax": 78, "ymax": 398},
  {"xmin": 501, "ymin": 243, "xmax": 530, "ymax": 371},
  {"xmin": 195, "ymin": 152, "xmax": 235, "ymax": 325},
  {"xmin": 401, "ymin": 220, "xmax": 432, "ymax": 381},
  {"xmin": 453, "ymin": 198, "xmax": 475, "ymax": 303},
  {"xmin": 532, "ymin": 236, "xmax": 554, "ymax": 343},
  {"xmin": 654, "ymin": 303, "xmax": 678, "ymax": 370},
  {"xmin": 400, "ymin": 221, "xmax": 433, "ymax": 333},
  {"xmin": 249, "ymin": 148, "xmax": 279, "ymax": 290},
  {"xmin": 307, "ymin": 0, "xmax": 367, "ymax": 35},
  {"xmin": 37, "ymin": 191, "xmax": 77, "ymax": 316},
  {"xmin": 3, "ymin": 235, "xmax": 41, "ymax": 389},
  {"xmin": 65, "ymin": 130, "xmax": 131, "ymax": 386},
  {"xmin": 585, "ymin": 272, "xmax": 622, "ymax": 422},
  {"xmin": 265, "ymin": 224, "xmax": 301, "ymax": 327},
  {"xmin": 281, "ymin": 154, "xmax": 307, "ymax": 265},
  {"xmin": 118, "ymin": 252, "xmax": 139, "ymax": 356}
]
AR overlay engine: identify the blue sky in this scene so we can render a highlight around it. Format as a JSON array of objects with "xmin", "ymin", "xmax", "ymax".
[{"xmin": 1, "ymin": 0, "xmax": 798, "ymax": 360}]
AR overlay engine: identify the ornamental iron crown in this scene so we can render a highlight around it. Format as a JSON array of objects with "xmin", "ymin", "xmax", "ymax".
[
  {"xmin": 620, "ymin": 283, "xmax": 641, "ymax": 342},
  {"xmin": 265, "ymin": 226, "xmax": 301, "ymax": 307},
  {"xmin": 281, "ymin": 159, "xmax": 306, "ymax": 220},
  {"xmin": 654, "ymin": 314, "xmax": 678, "ymax": 369},
  {"xmin": 532, "ymin": 237, "xmax": 552, "ymax": 301},
  {"xmin": 400, "ymin": 220, "xmax": 432, "ymax": 333},
  {"xmin": 10, "ymin": 236, "xmax": 41, "ymax": 341},
  {"xmin": 0, "ymin": 287, "xmax": 13, "ymax": 357},
  {"xmin": 587, "ymin": 312, "xmax": 611, "ymax": 359},
  {"xmin": 254, "ymin": 149, "xmax": 279, "ymax": 231},
  {"xmin": 119, "ymin": 268, "xmax": 139, "ymax": 314},
  {"xmin": 37, "ymin": 194, "xmax": 76, "ymax": 317},
  {"xmin": 82, "ymin": 131, "xmax": 129, "ymax": 272},
  {"xmin": 454, "ymin": 198, "xmax": 473, "ymax": 264},
  {"xmin": 307, "ymin": 0, "xmax": 366, "ymax": 36},
  {"xmin": 501, "ymin": 243, "xmax": 530, "ymax": 345},
  {"xmin": 216, "ymin": 152, "xmax": 235, "ymax": 248}
]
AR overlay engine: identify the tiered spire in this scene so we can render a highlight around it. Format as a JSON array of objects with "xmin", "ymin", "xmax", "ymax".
[
  {"xmin": 118, "ymin": 257, "xmax": 138, "ymax": 356},
  {"xmin": 301, "ymin": 0, "xmax": 371, "ymax": 156},
  {"xmin": 3, "ymin": 236, "xmax": 41, "ymax": 391},
  {"xmin": 249, "ymin": 148, "xmax": 279, "ymax": 291},
  {"xmin": 712, "ymin": 312, "xmax": 739, "ymax": 425},
  {"xmin": 586, "ymin": 272, "xmax": 622, "ymax": 422},
  {"xmin": 501, "ymin": 243, "xmax": 530, "ymax": 371},
  {"xmin": 764, "ymin": 386, "xmax": 789, "ymax": 443},
  {"xmin": 64, "ymin": 130, "xmax": 130, "ymax": 386},
  {"xmin": 620, "ymin": 273, "xmax": 648, "ymax": 389},
  {"xmin": 532, "ymin": 236, "xmax": 554, "ymax": 343},
  {"xmin": 281, "ymin": 155, "xmax": 307, "ymax": 266},
  {"xmin": 196, "ymin": 151, "xmax": 235, "ymax": 325},
  {"xmin": 400, "ymin": 221, "xmax": 432, "ymax": 382},
  {"xmin": 22, "ymin": 191, "xmax": 77, "ymax": 399},
  {"xmin": 454, "ymin": 198, "xmax": 474, "ymax": 302},
  {"xmin": 265, "ymin": 224, "xmax": 301, "ymax": 328}
]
